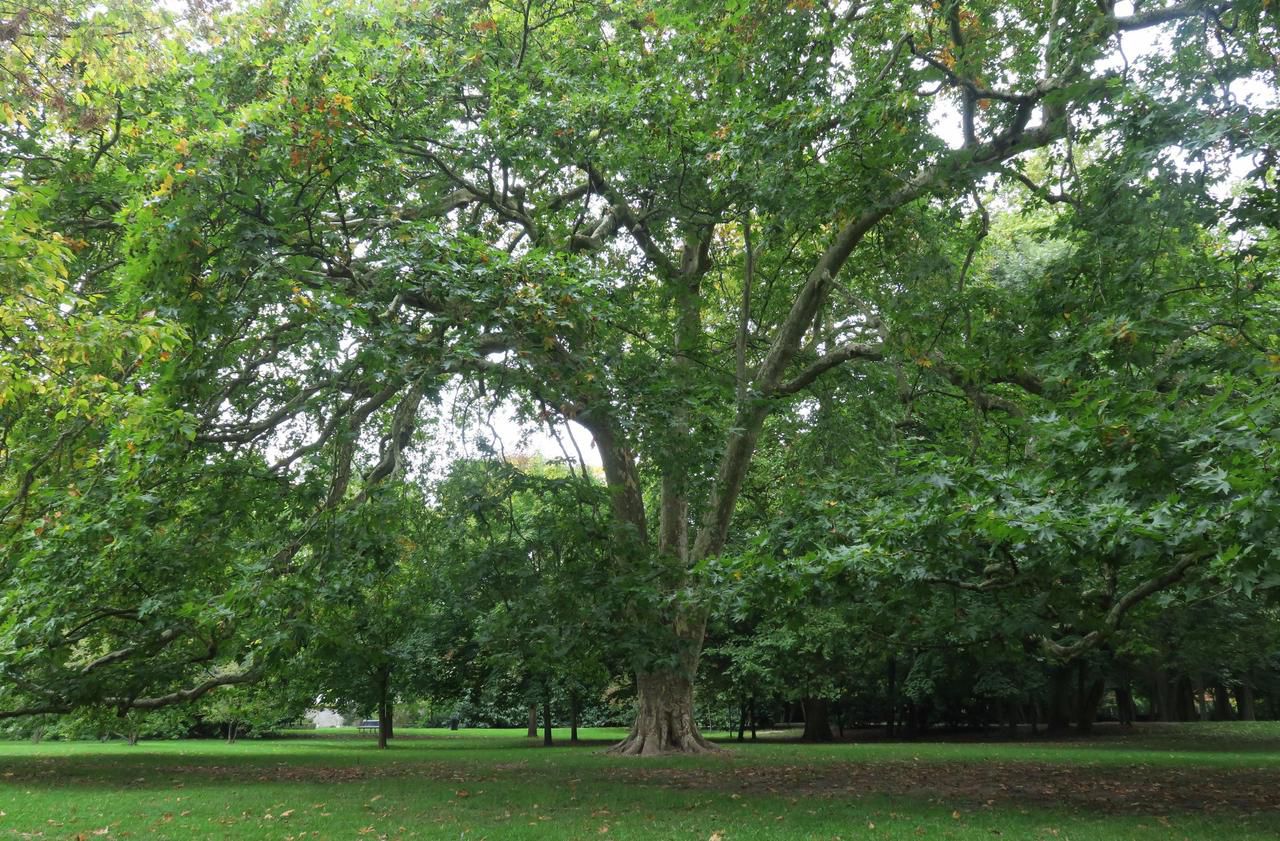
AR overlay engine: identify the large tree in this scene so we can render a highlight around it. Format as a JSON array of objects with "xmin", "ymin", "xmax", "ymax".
[{"xmin": 2, "ymin": 0, "xmax": 1276, "ymax": 753}]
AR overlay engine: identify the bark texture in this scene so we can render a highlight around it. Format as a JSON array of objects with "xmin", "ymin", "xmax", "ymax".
[{"xmin": 607, "ymin": 671, "xmax": 719, "ymax": 756}]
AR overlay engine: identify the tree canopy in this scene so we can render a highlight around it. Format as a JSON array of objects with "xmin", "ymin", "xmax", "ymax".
[{"xmin": 1, "ymin": 0, "xmax": 1278, "ymax": 753}]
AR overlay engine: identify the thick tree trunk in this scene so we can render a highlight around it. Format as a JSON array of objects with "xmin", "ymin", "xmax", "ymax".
[
  {"xmin": 527, "ymin": 703, "xmax": 538, "ymax": 738},
  {"xmin": 1235, "ymin": 684, "xmax": 1257, "ymax": 721},
  {"xmin": 608, "ymin": 670, "xmax": 718, "ymax": 755},
  {"xmin": 1174, "ymin": 675, "xmax": 1198, "ymax": 721},
  {"xmin": 801, "ymin": 698, "xmax": 834, "ymax": 742},
  {"xmin": 1212, "ymin": 685, "xmax": 1233, "ymax": 721},
  {"xmin": 1115, "ymin": 684, "xmax": 1136, "ymax": 726},
  {"xmin": 1075, "ymin": 678, "xmax": 1106, "ymax": 733},
  {"xmin": 1152, "ymin": 670, "xmax": 1173, "ymax": 721},
  {"xmin": 1046, "ymin": 666, "xmax": 1073, "ymax": 734}
]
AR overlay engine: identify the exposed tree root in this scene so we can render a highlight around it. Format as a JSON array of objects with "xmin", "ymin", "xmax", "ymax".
[{"xmin": 608, "ymin": 671, "xmax": 725, "ymax": 756}]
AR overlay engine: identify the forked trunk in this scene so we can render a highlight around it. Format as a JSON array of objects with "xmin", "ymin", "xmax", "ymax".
[{"xmin": 608, "ymin": 670, "xmax": 719, "ymax": 756}]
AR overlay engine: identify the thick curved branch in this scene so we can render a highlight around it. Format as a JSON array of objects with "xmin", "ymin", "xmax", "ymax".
[
  {"xmin": 583, "ymin": 163, "xmax": 679, "ymax": 277},
  {"xmin": 79, "ymin": 628, "xmax": 181, "ymax": 674},
  {"xmin": 1112, "ymin": 0, "xmax": 1227, "ymax": 31},
  {"xmin": 107, "ymin": 663, "xmax": 267, "ymax": 712},
  {"xmin": 1040, "ymin": 553, "xmax": 1204, "ymax": 660},
  {"xmin": 772, "ymin": 342, "xmax": 885, "ymax": 397}
]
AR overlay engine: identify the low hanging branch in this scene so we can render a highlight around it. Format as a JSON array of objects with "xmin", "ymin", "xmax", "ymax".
[
  {"xmin": 1039, "ymin": 552, "xmax": 1206, "ymax": 660},
  {"xmin": 0, "ymin": 662, "xmax": 265, "ymax": 721}
]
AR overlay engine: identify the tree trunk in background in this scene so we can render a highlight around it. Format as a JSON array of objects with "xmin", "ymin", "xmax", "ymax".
[
  {"xmin": 1212, "ymin": 685, "xmax": 1233, "ymax": 721},
  {"xmin": 1235, "ymin": 684, "xmax": 1257, "ymax": 721},
  {"xmin": 802, "ymin": 698, "xmax": 833, "ymax": 742},
  {"xmin": 527, "ymin": 704, "xmax": 539, "ymax": 738},
  {"xmin": 1046, "ymin": 666, "xmax": 1073, "ymax": 733},
  {"xmin": 542, "ymin": 688, "xmax": 553, "ymax": 747},
  {"xmin": 1174, "ymin": 675, "xmax": 1198, "ymax": 722},
  {"xmin": 377, "ymin": 666, "xmax": 392, "ymax": 749},
  {"xmin": 1193, "ymin": 675, "xmax": 1211, "ymax": 720},
  {"xmin": 1075, "ymin": 678, "xmax": 1106, "ymax": 733},
  {"xmin": 886, "ymin": 658, "xmax": 898, "ymax": 738},
  {"xmin": 1152, "ymin": 670, "xmax": 1173, "ymax": 721},
  {"xmin": 1115, "ymin": 684, "xmax": 1136, "ymax": 726},
  {"xmin": 570, "ymin": 690, "xmax": 580, "ymax": 744}
]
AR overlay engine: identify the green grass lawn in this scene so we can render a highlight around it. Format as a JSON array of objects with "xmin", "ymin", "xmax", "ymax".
[{"xmin": 3, "ymin": 723, "xmax": 1279, "ymax": 840}]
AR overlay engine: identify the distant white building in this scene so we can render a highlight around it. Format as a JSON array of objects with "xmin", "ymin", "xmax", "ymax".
[{"xmin": 308, "ymin": 709, "xmax": 344, "ymax": 728}]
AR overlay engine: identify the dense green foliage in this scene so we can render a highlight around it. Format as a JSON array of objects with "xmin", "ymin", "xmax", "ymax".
[{"xmin": 1, "ymin": 0, "xmax": 1278, "ymax": 750}]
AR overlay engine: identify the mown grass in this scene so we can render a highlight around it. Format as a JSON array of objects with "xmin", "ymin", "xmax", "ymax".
[{"xmin": 2, "ymin": 723, "xmax": 1278, "ymax": 840}]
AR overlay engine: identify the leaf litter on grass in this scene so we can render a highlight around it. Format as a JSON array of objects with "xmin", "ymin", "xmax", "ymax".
[{"xmin": 602, "ymin": 760, "xmax": 1280, "ymax": 815}]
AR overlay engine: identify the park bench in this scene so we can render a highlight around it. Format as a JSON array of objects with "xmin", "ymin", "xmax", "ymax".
[{"xmin": 357, "ymin": 719, "xmax": 379, "ymax": 734}]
